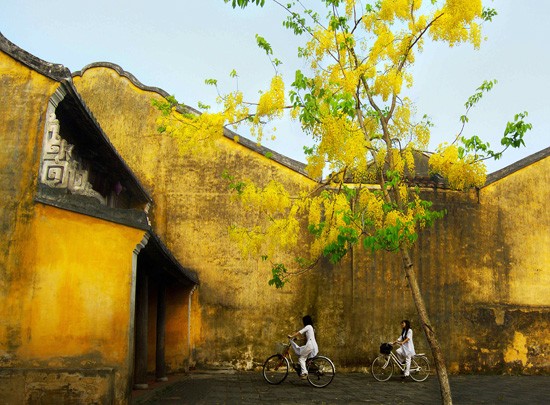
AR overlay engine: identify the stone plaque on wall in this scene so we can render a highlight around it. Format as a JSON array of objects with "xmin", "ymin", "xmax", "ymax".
[{"xmin": 40, "ymin": 111, "xmax": 106, "ymax": 205}]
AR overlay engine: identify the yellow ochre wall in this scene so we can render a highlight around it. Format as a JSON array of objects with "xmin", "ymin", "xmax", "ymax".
[
  {"xmin": 0, "ymin": 204, "xmax": 145, "ymax": 403},
  {"xmin": 18, "ymin": 205, "xmax": 143, "ymax": 364},
  {"xmin": 73, "ymin": 65, "xmax": 318, "ymax": 371},
  {"xmin": 302, "ymin": 178, "xmax": 549, "ymax": 375},
  {"xmin": 0, "ymin": 49, "xmax": 149, "ymax": 403},
  {"xmin": 1, "ymin": 51, "xmax": 59, "ymax": 357},
  {"xmin": 73, "ymin": 67, "xmax": 210, "ymax": 374},
  {"xmin": 0, "ymin": 53, "xmax": 59, "ymax": 310},
  {"xmin": 475, "ymin": 158, "xmax": 550, "ymax": 372},
  {"xmin": 480, "ymin": 158, "xmax": 549, "ymax": 306},
  {"xmin": 73, "ymin": 65, "xmax": 549, "ymax": 375}
]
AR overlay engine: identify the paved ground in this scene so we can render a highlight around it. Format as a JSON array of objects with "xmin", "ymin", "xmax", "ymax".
[{"xmin": 133, "ymin": 370, "xmax": 550, "ymax": 404}]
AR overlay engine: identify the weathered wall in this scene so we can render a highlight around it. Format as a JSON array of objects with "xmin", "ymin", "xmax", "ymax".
[
  {"xmin": 296, "ymin": 189, "xmax": 485, "ymax": 371},
  {"xmin": 0, "ymin": 50, "xmax": 149, "ymax": 403},
  {"xmin": 0, "ymin": 204, "xmax": 144, "ymax": 403},
  {"xmin": 73, "ymin": 66, "xmax": 317, "ymax": 371},
  {"xmin": 0, "ymin": 51, "xmax": 58, "ymax": 316},
  {"xmin": 299, "ymin": 164, "xmax": 549, "ymax": 375},
  {"xmin": 1, "ymin": 50, "xmax": 58, "ymax": 363},
  {"xmin": 473, "ymin": 157, "xmax": 550, "ymax": 373},
  {"xmin": 73, "ymin": 65, "xmax": 549, "ymax": 375},
  {"xmin": 16, "ymin": 205, "xmax": 143, "ymax": 364},
  {"xmin": 480, "ymin": 158, "xmax": 549, "ymax": 306}
]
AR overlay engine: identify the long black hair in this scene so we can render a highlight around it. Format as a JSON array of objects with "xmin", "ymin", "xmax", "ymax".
[
  {"xmin": 401, "ymin": 320, "xmax": 411, "ymax": 340},
  {"xmin": 303, "ymin": 315, "xmax": 314, "ymax": 327}
]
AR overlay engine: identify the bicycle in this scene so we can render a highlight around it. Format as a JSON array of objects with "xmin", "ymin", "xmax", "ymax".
[
  {"xmin": 262, "ymin": 338, "xmax": 336, "ymax": 388},
  {"xmin": 371, "ymin": 343, "xmax": 430, "ymax": 382}
]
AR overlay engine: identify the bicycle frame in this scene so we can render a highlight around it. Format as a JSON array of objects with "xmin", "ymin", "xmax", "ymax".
[
  {"xmin": 278, "ymin": 341, "xmax": 310, "ymax": 375},
  {"xmin": 378, "ymin": 351, "xmax": 428, "ymax": 376},
  {"xmin": 263, "ymin": 339, "xmax": 336, "ymax": 387},
  {"xmin": 383, "ymin": 351, "xmax": 406, "ymax": 371},
  {"xmin": 372, "ymin": 343, "xmax": 429, "ymax": 382}
]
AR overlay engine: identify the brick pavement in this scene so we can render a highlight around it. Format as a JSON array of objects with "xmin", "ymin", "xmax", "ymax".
[{"xmin": 133, "ymin": 371, "xmax": 550, "ymax": 405}]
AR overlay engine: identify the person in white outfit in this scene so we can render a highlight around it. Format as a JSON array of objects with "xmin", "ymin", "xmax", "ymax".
[
  {"xmin": 393, "ymin": 319, "xmax": 416, "ymax": 378},
  {"xmin": 288, "ymin": 315, "xmax": 319, "ymax": 379}
]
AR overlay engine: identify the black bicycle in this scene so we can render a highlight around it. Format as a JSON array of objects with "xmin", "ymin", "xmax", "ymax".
[{"xmin": 262, "ymin": 338, "xmax": 336, "ymax": 387}]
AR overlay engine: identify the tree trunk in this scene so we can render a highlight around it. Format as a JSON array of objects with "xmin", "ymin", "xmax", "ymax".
[{"xmin": 400, "ymin": 246, "xmax": 453, "ymax": 405}]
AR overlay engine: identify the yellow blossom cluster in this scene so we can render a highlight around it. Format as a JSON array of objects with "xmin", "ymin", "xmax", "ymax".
[
  {"xmin": 390, "ymin": 148, "xmax": 406, "ymax": 176},
  {"xmin": 228, "ymin": 181, "xmax": 303, "ymax": 258},
  {"xmin": 413, "ymin": 123, "xmax": 430, "ymax": 150},
  {"xmin": 311, "ymin": 111, "xmax": 370, "ymax": 179},
  {"xmin": 307, "ymin": 195, "xmax": 322, "ymax": 227},
  {"xmin": 429, "ymin": 144, "xmax": 487, "ymax": 190},
  {"xmin": 410, "ymin": 195, "xmax": 430, "ymax": 229},
  {"xmin": 228, "ymin": 225, "xmax": 265, "ymax": 258},
  {"xmin": 248, "ymin": 75, "xmax": 286, "ymax": 144},
  {"xmin": 306, "ymin": 28, "xmax": 338, "ymax": 68},
  {"xmin": 308, "ymin": 193, "xmax": 353, "ymax": 258},
  {"xmin": 403, "ymin": 147, "xmax": 416, "ymax": 179},
  {"xmin": 223, "ymin": 90, "xmax": 250, "ymax": 128},
  {"xmin": 344, "ymin": 0, "xmax": 355, "ymax": 17},
  {"xmin": 305, "ymin": 152, "xmax": 326, "ymax": 181},
  {"xmin": 373, "ymin": 69, "xmax": 403, "ymax": 102},
  {"xmin": 239, "ymin": 180, "xmax": 291, "ymax": 213},
  {"xmin": 385, "ymin": 209, "xmax": 409, "ymax": 228},
  {"xmin": 389, "ymin": 101, "xmax": 410, "ymax": 140},
  {"xmin": 265, "ymin": 214, "xmax": 299, "ymax": 254},
  {"xmin": 156, "ymin": 109, "xmax": 225, "ymax": 156},
  {"xmin": 357, "ymin": 188, "xmax": 385, "ymax": 228},
  {"xmin": 379, "ymin": 0, "xmax": 419, "ymax": 22},
  {"xmin": 429, "ymin": 0, "xmax": 483, "ymax": 48},
  {"xmin": 371, "ymin": 147, "xmax": 388, "ymax": 174},
  {"xmin": 256, "ymin": 75, "xmax": 285, "ymax": 119},
  {"xmin": 159, "ymin": 0, "xmax": 494, "ymax": 273}
]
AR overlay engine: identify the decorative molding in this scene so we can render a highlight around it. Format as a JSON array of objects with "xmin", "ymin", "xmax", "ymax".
[{"xmin": 40, "ymin": 110, "xmax": 106, "ymax": 205}]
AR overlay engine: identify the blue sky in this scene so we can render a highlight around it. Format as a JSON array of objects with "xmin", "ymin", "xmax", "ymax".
[{"xmin": 2, "ymin": 0, "xmax": 548, "ymax": 173}]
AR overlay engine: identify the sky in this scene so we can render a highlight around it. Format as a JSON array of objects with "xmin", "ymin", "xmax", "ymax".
[{"xmin": 1, "ymin": 0, "xmax": 549, "ymax": 174}]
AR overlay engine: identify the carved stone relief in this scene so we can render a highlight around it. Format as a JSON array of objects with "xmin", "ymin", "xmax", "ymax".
[{"xmin": 40, "ymin": 111, "xmax": 106, "ymax": 205}]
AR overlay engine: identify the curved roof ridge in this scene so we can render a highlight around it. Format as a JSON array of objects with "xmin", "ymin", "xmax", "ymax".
[
  {"xmin": 73, "ymin": 62, "xmax": 312, "ymax": 179},
  {"xmin": 0, "ymin": 32, "xmax": 71, "ymax": 81},
  {"xmin": 73, "ymin": 61, "xmax": 173, "ymax": 98}
]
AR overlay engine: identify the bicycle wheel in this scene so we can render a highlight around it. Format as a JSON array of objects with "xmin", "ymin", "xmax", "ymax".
[
  {"xmin": 371, "ymin": 355, "xmax": 393, "ymax": 381},
  {"xmin": 307, "ymin": 356, "xmax": 335, "ymax": 388},
  {"xmin": 263, "ymin": 354, "xmax": 289, "ymax": 384},
  {"xmin": 409, "ymin": 356, "xmax": 430, "ymax": 382}
]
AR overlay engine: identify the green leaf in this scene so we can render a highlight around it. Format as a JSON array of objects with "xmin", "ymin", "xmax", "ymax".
[
  {"xmin": 501, "ymin": 111, "xmax": 531, "ymax": 148},
  {"xmin": 303, "ymin": 146, "xmax": 314, "ymax": 155},
  {"xmin": 197, "ymin": 101, "xmax": 211, "ymax": 110},
  {"xmin": 268, "ymin": 263, "xmax": 288, "ymax": 288},
  {"xmin": 225, "ymin": 0, "xmax": 265, "ymax": 9},
  {"xmin": 255, "ymin": 34, "xmax": 273, "ymax": 55},
  {"xmin": 482, "ymin": 7, "xmax": 498, "ymax": 22}
]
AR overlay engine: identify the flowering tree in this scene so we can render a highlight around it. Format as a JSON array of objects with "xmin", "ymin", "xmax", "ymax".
[{"xmin": 155, "ymin": 1, "xmax": 531, "ymax": 403}]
